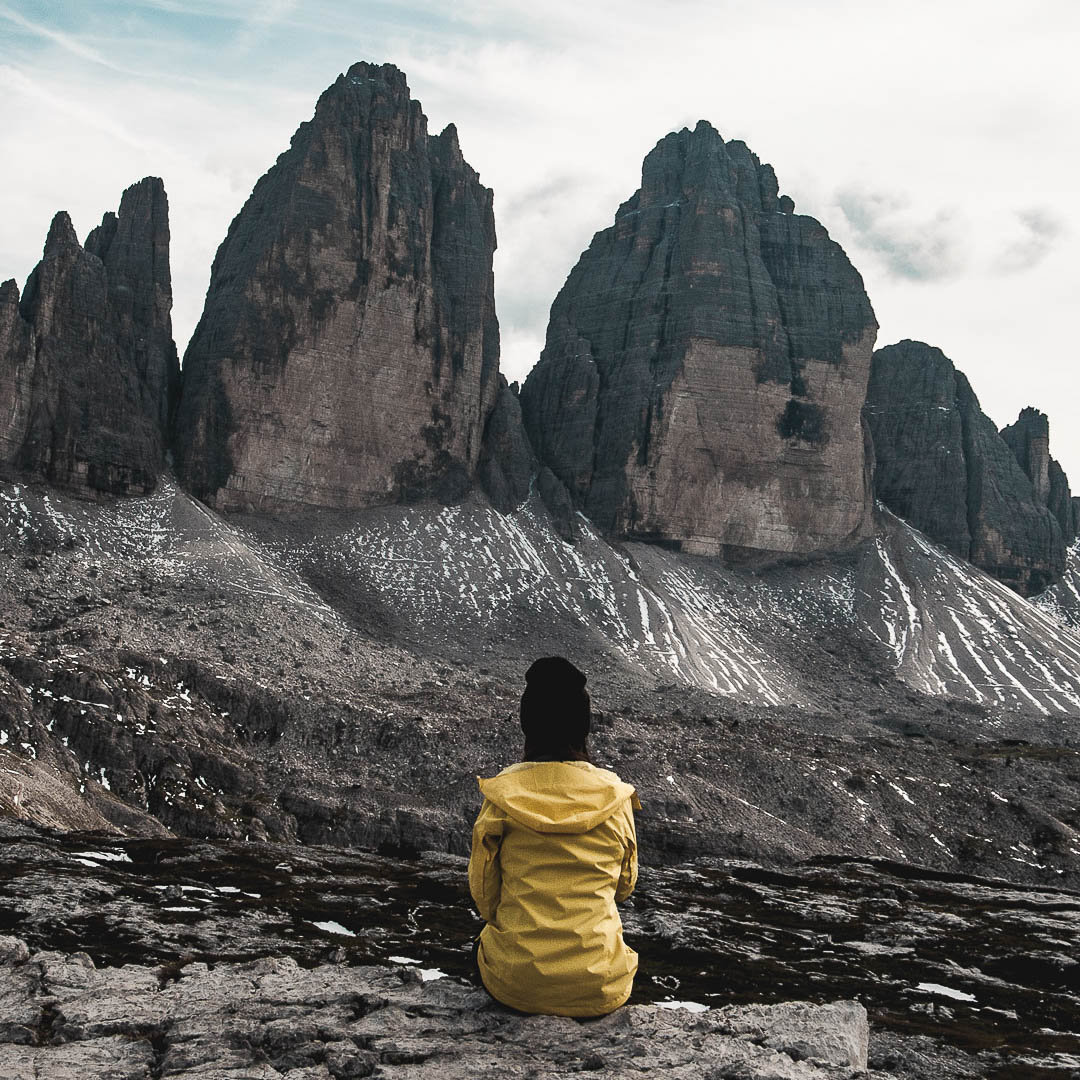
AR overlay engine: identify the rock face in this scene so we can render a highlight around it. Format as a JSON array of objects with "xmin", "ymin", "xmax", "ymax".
[
  {"xmin": 476, "ymin": 377, "xmax": 535, "ymax": 514},
  {"xmin": 519, "ymin": 120, "xmax": 877, "ymax": 559},
  {"xmin": 476, "ymin": 377, "xmax": 578, "ymax": 537},
  {"xmin": 1000, "ymin": 407, "xmax": 1077, "ymax": 544},
  {"xmin": 0, "ymin": 179, "xmax": 178, "ymax": 495},
  {"xmin": 865, "ymin": 341, "xmax": 1066, "ymax": 595},
  {"xmin": 861, "ymin": 342, "xmax": 971, "ymax": 559},
  {"xmin": 174, "ymin": 61, "xmax": 500, "ymax": 513}
]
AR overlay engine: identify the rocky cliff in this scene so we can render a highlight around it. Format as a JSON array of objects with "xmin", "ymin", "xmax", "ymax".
[
  {"xmin": 1000, "ymin": 406, "xmax": 1077, "ymax": 544},
  {"xmin": 519, "ymin": 120, "xmax": 877, "ymax": 559},
  {"xmin": 865, "ymin": 340, "xmax": 1066, "ymax": 595},
  {"xmin": 0, "ymin": 179, "xmax": 178, "ymax": 495},
  {"xmin": 475, "ymin": 377, "xmax": 535, "ymax": 514},
  {"xmin": 861, "ymin": 342, "xmax": 971, "ymax": 559},
  {"xmin": 174, "ymin": 62, "xmax": 500, "ymax": 513}
]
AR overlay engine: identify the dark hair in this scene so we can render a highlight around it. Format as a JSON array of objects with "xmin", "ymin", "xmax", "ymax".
[{"xmin": 520, "ymin": 657, "xmax": 591, "ymax": 762}]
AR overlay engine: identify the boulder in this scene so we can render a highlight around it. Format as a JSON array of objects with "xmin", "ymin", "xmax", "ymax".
[
  {"xmin": 519, "ymin": 120, "xmax": 877, "ymax": 560},
  {"xmin": 174, "ymin": 62, "xmax": 500, "ymax": 513}
]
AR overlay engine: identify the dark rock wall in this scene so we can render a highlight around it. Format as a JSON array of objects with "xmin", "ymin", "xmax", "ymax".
[
  {"xmin": 863, "ymin": 341, "xmax": 971, "ymax": 559},
  {"xmin": 174, "ymin": 62, "xmax": 500, "ymax": 513},
  {"xmin": 1048, "ymin": 461, "xmax": 1075, "ymax": 543},
  {"xmin": 476, "ymin": 377, "xmax": 535, "ymax": 514},
  {"xmin": 0, "ymin": 179, "xmax": 178, "ymax": 496},
  {"xmin": 1001, "ymin": 407, "xmax": 1076, "ymax": 545},
  {"xmin": 0, "ymin": 280, "xmax": 34, "ymax": 466},
  {"xmin": 519, "ymin": 121, "xmax": 877, "ymax": 559},
  {"xmin": 1000, "ymin": 408, "xmax": 1052, "ymax": 502},
  {"xmin": 956, "ymin": 377, "xmax": 1065, "ymax": 594},
  {"xmin": 866, "ymin": 341, "xmax": 1066, "ymax": 595}
]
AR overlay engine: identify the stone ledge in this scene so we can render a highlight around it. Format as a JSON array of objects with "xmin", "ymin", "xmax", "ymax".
[{"xmin": 0, "ymin": 937, "xmax": 867, "ymax": 1078}]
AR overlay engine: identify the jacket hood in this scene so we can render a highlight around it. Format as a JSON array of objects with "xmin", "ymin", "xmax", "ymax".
[{"xmin": 478, "ymin": 761, "xmax": 640, "ymax": 834}]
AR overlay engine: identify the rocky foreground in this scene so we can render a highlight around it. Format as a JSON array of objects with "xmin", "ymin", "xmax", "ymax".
[
  {"xmin": 0, "ymin": 938, "xmax": 873, "ymax": 1079},
  {"xmin": 1, "ymin": 820, "xmax": 1078, "ymax": 1079}
]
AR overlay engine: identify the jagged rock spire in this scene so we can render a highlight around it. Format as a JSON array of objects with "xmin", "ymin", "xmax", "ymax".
[
  {"xmin": 1001, "ymin": 407, "xmax": 1076, "ymax": 545},
  {"xmin": 0, "ymin": 178, "xmax": 179, "ymax": 495},
  {"xmin": 174, "ymin": 61, "xmax": 500, "ymax": 513},
  {"xmin": 866, "ymin": 341, "xmax": 1067, "ymax": 596}
]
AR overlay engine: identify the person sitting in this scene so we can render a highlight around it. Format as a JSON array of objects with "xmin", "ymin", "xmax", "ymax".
[{"xmin": 468, "ymin": 656, "xmax": 640, "ymax": 1017}]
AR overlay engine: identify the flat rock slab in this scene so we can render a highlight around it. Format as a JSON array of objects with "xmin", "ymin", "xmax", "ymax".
[{"xmin": 0, "ymin": 940, "xmax": 867, "ymax": 1078}]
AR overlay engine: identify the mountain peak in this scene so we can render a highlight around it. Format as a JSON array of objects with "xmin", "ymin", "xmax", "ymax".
[
  {"xmin": 44, "ymin": 210, "xmax": 79, "ymax": 254},
  {"xmin": 0, "ymin": 180, "xmax": 178, "ymax": 495},
  {"xmin": 174, "ymin": 62, "xmax": 500, "ymax": 513},
  {"xmin": 866, "ymin": 340, "xmax": 1070, "ymax": 594},
  {"xmin": 343, "ymin": 59, "xmax": 409, "ymax": 88},
  {"xmin": 521, "ymin": 121, "xmax": 876, "ymax": 558}
]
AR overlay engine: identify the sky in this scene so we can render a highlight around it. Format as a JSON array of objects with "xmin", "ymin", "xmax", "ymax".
[{"xmin": 1, "ymin": 0, "xmax": 1077, "ymax": 477}]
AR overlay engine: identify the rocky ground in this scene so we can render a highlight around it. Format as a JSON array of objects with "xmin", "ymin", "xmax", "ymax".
[
  {"xmin": 0, "ymin": 479, "xmax": 1078, "ymax": 1077},
  {"xmin": 1, "ymin": 820, "xmax": 1078, "ymax": 1077},
  {"xmin": 1, "ymin": 938, "xmax": 874, "ymax": 1079},
  {"xmin": 0, "ymin": 479, "xmax": 1077, "ymax": 892}
]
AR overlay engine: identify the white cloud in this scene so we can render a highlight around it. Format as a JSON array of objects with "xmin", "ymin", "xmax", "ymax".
[
  {"xmin": 835, "ymin": 189, "xmax": 967, "ymax": 282},
  {"xmin": 994, "ymin": 208, "xmax": 1066, "ymax": 274}
]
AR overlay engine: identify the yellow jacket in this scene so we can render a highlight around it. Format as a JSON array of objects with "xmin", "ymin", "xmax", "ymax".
[{"xmin": 468, "ymin": 760, "xmax": 640, "ymax": 1017}]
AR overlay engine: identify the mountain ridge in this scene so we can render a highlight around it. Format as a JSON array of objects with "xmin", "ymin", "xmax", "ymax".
[
  {"xmin": 866, "ymin": 340, "xmax": 1074, "ymax": 595},
  {"xmin": 0, "ymin": 62, "xmax": 1074, "ymax": 602},
  {"xmin": 0, "ymin": 62, "xmax": 1076, "ymax": 888},
  {"xmin": 0, "ymin": 178, "xmax": 178, "ymax": 498}
]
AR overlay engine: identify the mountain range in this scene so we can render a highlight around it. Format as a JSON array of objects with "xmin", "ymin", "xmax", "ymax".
[
  {"xmin": 0, "ymin": 59, "xmax": 1077, "ymax": 849},
  {"xmin": 1, "ymin": 56, "xmax": 1079, "ymax": 1079},
  {"xmin": 0, "ymin": 57, "xmax": 1076, "ymax": 880}
]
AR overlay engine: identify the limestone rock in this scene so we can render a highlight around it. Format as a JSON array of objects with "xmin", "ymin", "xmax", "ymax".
[
  {"xmin": 865, "ymin": 341, "xmax": 1066, "ymax": 595},
  {"xmin": 519, "ymin": 120, "xmax": 877, "ymax": 559},
  {"xmin": 714, "ymin": 1000, "xmax": 869, "ymax": 1069},
  {"xmin": 477, "ymin": 377, "xmax": 534, "ymax": 513},
  {"xmin": 0, "ymin": 941, "xmax": 869, "ymax": 1079},
  {"xmin": 476, "ymin": 378, "xmax": 579, "ymax": 537},
  {"xmin": 1000, "ymin": 407, "xmax": 1076, "ymax": 544},
  {"xmin": 0, "ymin": 179, "xmax": 178, "ymax": 495},
  {"xmin": 0, "ymin": 280, "xmax": 34, "ymax": 469},
  {"xmin": 536, "ymin": 465, "xmax": 577, "ymax": 541},
  {"xmin": 863, "ymin": 341, "xmax": 971, "ymax": 559},
  {"xmin": 1038, "ymin": 540, "xmax": 1080, "ymax": 628},
  {"xmin": 0, "ymin": 936, "xmax": 29, "ymax": 965},
  {"xmin": 1050, "ymin": 462, "xmax": 1076, "ymax": 542},
  {"xmin": 174, "ymin": 61, "xmax": 500, "ymax": 513}
]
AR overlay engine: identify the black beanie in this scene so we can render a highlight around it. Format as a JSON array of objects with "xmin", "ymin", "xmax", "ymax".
[
  {"xmin": 520, "ymin": 656, "xmax": 591, "ymax": 747},
  {"xmin": 525, "ymin": 656, "xmax": 587, "ymax": 694}
]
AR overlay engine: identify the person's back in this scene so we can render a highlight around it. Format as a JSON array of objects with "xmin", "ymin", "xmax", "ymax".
[
  {"xmin": 467, "ymin": 657, "xmax": 640, "ymax": 1018},
  {"xmin": 469, "ymin": 759, "xmax": 639, "ymax": 1016}
]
